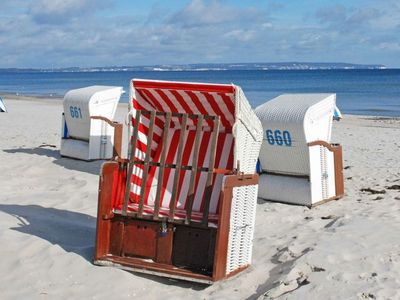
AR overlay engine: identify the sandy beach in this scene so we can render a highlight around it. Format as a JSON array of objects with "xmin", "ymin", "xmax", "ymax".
[{"xmin": 1, "ymin": 95, "xmax": 400, "ymax": 299}]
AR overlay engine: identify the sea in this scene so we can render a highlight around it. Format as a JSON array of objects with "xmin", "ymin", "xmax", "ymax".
[{"xmin": 0, "ymin": 69, "xmax": 399, "ymax": 117}]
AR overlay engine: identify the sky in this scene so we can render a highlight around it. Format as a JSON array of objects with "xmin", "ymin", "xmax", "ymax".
[{"xmin": 0, "ymin": 0, "xmax": 399, "ymax": 68}]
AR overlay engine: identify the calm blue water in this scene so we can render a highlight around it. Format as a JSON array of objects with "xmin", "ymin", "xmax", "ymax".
[{"xmin": 0, "ymin": 69, "xmax": 399, "ymax": 116}]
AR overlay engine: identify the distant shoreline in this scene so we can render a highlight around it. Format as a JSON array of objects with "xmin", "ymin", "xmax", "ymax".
[
  {"xmin": 0, "ymin": 92, "xmax": 63, "ymax": 101},
  {"xmin": 0, "ymin": 62, "xmax": 391, "ymax": 73}
]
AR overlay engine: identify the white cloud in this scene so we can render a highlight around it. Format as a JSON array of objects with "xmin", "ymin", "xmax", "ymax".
[
  {"xmin": 29, "ymin": 0, "xmax": 112, "ymax": 24},
  {"xmin": 224, "ymin": 29, "xmax": 256, "ymax": 42},
  {"xmin": 169, "ymin": 0, "xmax": 264, "ymax": 28},
  {"xmin": 262, "ymin": 22, "xmax": 273, "ymax": 28},
  {"xmin": 0, "ymin": 0, "xmax": 399, "ymax": 68},
  {"xmin": 377, "ymin": 42, "xmax": 400, "ymax": 51}
]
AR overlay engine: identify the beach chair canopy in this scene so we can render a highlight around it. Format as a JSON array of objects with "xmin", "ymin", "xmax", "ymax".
[
  {"xmin": 121, "ymin": 79, "xmax": 263, "ymax": 219},
  {"xmin": 333, "ymin": 105, "xmax": 342, "ymax": 121},
  {"xmin": 60, "ymin": 86, "xmax": 123, "ymax": 160},
  {"xmin": 63, "ymin": 86, "xmax": 122, "ymax": 140},
  {"xmin": 255, "ymin": 94, "xmax": 343, "ymax": 206},
  {"xmin": 256, "ymin": 93, "xmax": 336, "ymax": 176}
]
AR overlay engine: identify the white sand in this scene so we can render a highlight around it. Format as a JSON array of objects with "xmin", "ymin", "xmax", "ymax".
[{"xmin": 0, "ymin": 95, "xmax": 399, "ymax": 299}]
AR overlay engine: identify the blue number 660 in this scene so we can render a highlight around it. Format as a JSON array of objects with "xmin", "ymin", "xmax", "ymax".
[{"xmin": 266, "ymin": 129, "xmax": 292, "ymax": 146}]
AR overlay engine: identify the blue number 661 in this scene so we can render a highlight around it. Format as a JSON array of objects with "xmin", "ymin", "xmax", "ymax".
[{"xmin": 69, "ymin": 106, "xmax": 82, "ymax": 118}]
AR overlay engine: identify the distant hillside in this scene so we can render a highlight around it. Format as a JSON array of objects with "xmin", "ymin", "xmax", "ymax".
[{"xmin": 0, "ymin": 62, "xmax": 387, "ymax": 72}]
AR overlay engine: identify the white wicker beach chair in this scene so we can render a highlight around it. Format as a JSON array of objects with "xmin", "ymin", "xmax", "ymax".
[
  {"xmin": 255, "ymin": 94, "xmax": 344, "ymax": 207},
  {"xmin": 0, "ymin": 96, "xmax": 7, "ymax": 112},
  {"xmin": 60, "ymin": 86, "xmax": 123, "ymax": 160},
  {"xmin": 94, "ymin": 79, "xmax": 263, "ymax": 283}
]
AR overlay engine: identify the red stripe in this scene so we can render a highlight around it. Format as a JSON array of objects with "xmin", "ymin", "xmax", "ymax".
[
  {"xmin": 155, "ymin": 89, "xmax": 179, "ymax": 113},
  {"xmin": 176, "ymin": 130, "xmax": 196, "ymax": 205},
  {"xmin": 137, "ymin": 124, "xmax": 162, "ymax": 145},
  {"xmin": 169, "ymin": 90, "xmax": 194, "ymax": 115},
  {"xmin": 159, "ymin": 130, "xmax": 181, "ymax": 207},
  {"xmin": 208, "ymin": 134, "xmax": 226, "ymax": 208},
  {"xmin": 143, "ymin": 134, "xmax": 165, "ymax": 204},
  {"xmin": 168, "ymin": 90, "xmax": 198, "ymax": 128},
  {"xmin": 202, "ymin": 92, "xmax": 230, "ymax": 128},
  {"xmin": 193, "ymin": 131, "xmax": 211, "ymax": 212},
  {"xmin": 218, "ymin": 92, "xmax": 235, "ymax": 115},
  {"xmin": 137, "ymin": 89, "xmax": 165, "ymax": 112},
  {"xmin": 135, "ymin": 140, "xmax": 147, "ymax": 156},
  {"xmin": 185, "ymin": 91, "xmax": 214, "ymax": 127},
  {"xmin": 212, "ymin": 134, "xmax": 232, "ymax": 213},
  {"xmin": 138, "ymin": 89, "xmax": 183, "ymax": 129},
  {"xmin": 133, "ymin": 115, "xmax": 163, "ymax": 137},
  {"xmin": 135, "ymin": 89, "xmax": 158, "ymax": 110},
  {"xmin": 135, "ymin": 140, "xmax": 156, "ymax": 158},
  {"xmin": 215, "ymin": 133, "xmax": 226, "ymax": 169},
  {"xmin": 133, "ymin": 95, "xmax": 154, "ymax": 112},
  {"xmin": 129, "ymin": 172, "xmax": 142, "ymax": 203},
  {"xmin": 135, "ymin": 140, "xmax": 147, "ymax": 157},
  {"xmin": 133, "ymin": 79, "xmax": 235, "ymax": 94},
  {"xmin": 132, "ymin": 101, "xmax": 165, "ymax": 129}
]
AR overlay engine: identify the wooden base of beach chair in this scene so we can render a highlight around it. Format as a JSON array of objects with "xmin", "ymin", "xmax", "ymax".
[
  {"xmin": 261, "ymin": 194, "xmax": 343, "ymax": 209},
  {"xmin": 94, "ymin": 162, "xmax": 258, "ymax": 284}
]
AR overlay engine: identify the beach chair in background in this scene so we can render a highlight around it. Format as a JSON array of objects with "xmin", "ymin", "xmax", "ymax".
[
  {"xmin": 0, "ymin": 96, "xmax": 7, "ymax": 112},
  {"xmin": 60, "ymin": 86, "xmax": 124, "ymax": 160},
  {"xmin": 333, "ymin": 105, "xmax": 342, "ymax": 121},
  {"xmin": 94, "ymin": 79, "xmax": 263, "ymax": 283},
  {"xmin": 255, "ymin": 94, "xmax": 344, "ymax": 207}
]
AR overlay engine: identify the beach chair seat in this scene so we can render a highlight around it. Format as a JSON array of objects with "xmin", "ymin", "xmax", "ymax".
[
  {"xmin": 94, "ymin": 79, "xmax": 263, "ymax": 283},
  {"xmin": 60, "ymin": 86, "xmax": 123, "ymax": 160},
  {"xmin": 113, "ymin": 202, "xmax": 220, "ymax": 225},
  {"xmin": 255, "ymin": 94, "xmax": 344, "ymax": 207}
]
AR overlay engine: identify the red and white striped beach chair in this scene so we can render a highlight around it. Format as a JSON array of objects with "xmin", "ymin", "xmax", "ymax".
[{"xmin": 94, "ymin": 79, "xmax": 263, "ymax": 283}]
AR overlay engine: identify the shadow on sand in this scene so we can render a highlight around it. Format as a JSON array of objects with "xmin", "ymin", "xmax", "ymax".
[
  {"xmin": 0, "ymin": 204, "xmax": 96, "ymax": 261},
  {"xmin": 3, "ymin": 147, "xmax": 104, "ymax": 175},
  {"xmin": 0, "ymin": 204, "xmax": 208, "ymax": 290}
]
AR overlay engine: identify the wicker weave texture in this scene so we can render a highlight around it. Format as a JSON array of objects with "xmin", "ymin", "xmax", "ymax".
[
  {"xmin": 234, "ymin": 87, "xmax": 263, "ymax": 174},
  {"xmin": 309, "ymin": 144, "xmax": 336, "ymax": 203},
  {"xmin": 226, "ymin": 184, "xmax": 258, "ymax": 274},
  {"xmin": 255, "ymin": 94, "xmax": 336, "ymax": 176},
  {"xmin": 258, "ymin": 174, "xmax": 312, "ymax": 205}
]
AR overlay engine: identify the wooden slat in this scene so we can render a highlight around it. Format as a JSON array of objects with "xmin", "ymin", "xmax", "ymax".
[
  {"xmin": 140, "ymin": 110, "xmax": 216, "ymax": 121},
  {"xmin": 95, "ymin": 162, "xmax": 119, "ymax": 259},
  {"xmin": 185, "ymin": 114, "xmax": 204, "ymax": 224},
  {"xmin": 333, "ymin": 144, "xmax": 344, "ymax": 198},
  {"xmin": 202, "ymin": 117, "xmax": 220, "ymax": 226},
  {"xmin": 138, "ymin": 111, "xmax": 156, "ymax": 217},
  {"xmin": 131, "ymin": 160, "xmax": 229, "ymax": 173},
  {"xmin": 96, "ymin": 255, "xmax": 213, "ymax": 283},
  {"xmin": 153, "ymin": 112, "xmax": 172, "ymax": 220},
  {"xmin": 168, "ymin": 114, "xmax": 188, "ymax": 221},
  {"xmin": 122, "ymin": 110, "xmax": 141, "ymax": 215}
]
